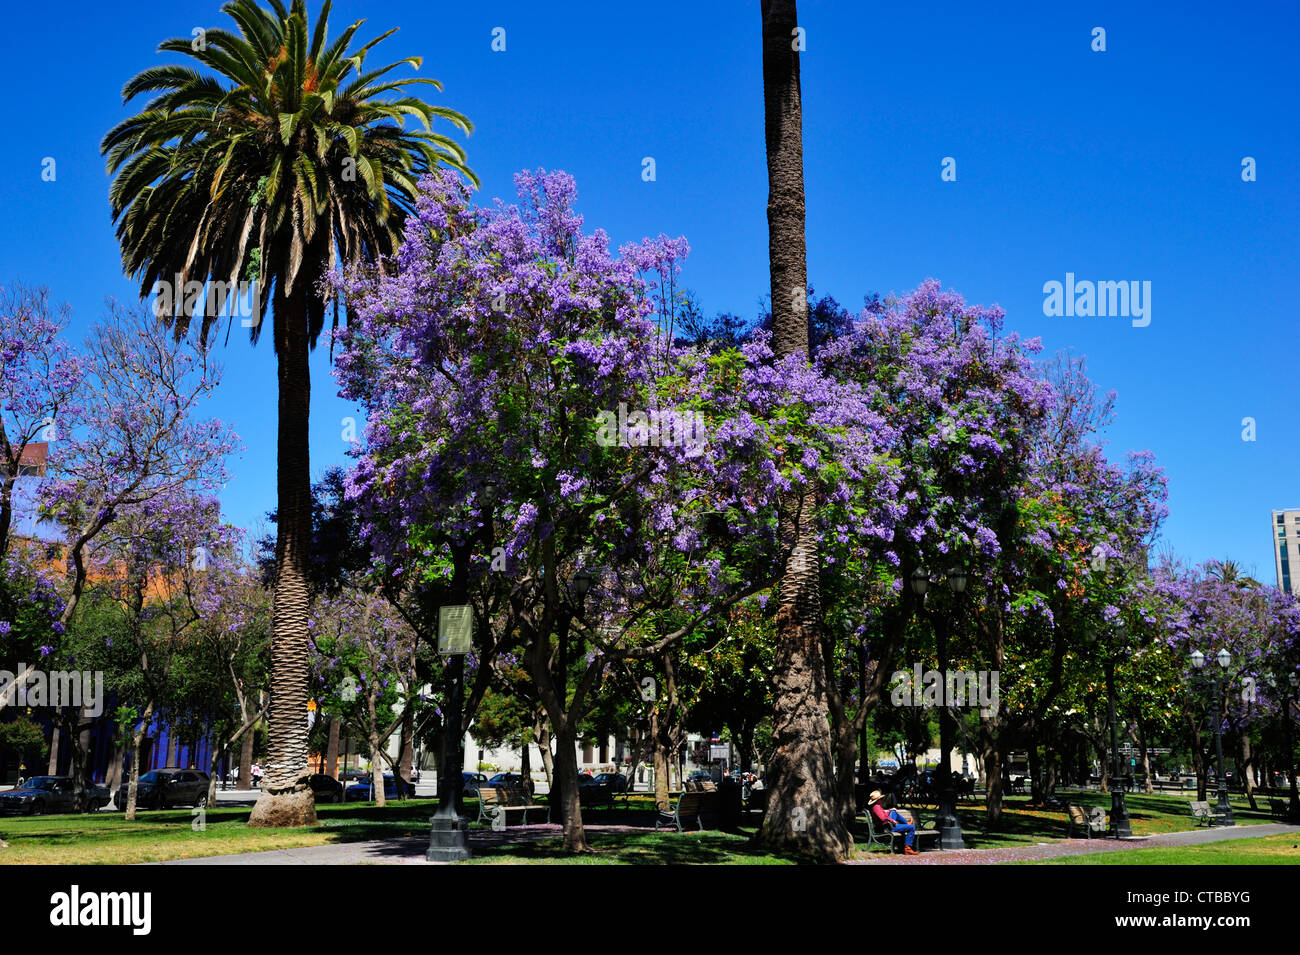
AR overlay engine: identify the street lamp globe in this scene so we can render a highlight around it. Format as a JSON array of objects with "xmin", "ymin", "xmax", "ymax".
[
  {"xmin": 1190, "ymin": 649, "xmax": 1205, "ymax": 669},
  {"xmin": 1216, "ymin": 648, "xmax": 1232, "ymax": 670},
  {"xmin": 572, "ymin": 569, "xmax": 593, "ymax": 596},
  {"xmin": 909, "ymin": 567, "xmax": 929, "ymax": 596},
  {"xmin": 946, "ymin": 567, "xmax": 969, "ymax": 594}
]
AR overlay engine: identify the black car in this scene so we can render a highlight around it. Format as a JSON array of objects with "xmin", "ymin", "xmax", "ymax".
[
  {"xmin": 84, "ymin": 780, "xmax": 112, "ymax": 811},
  {"xmin": 114, "ymin": 768, "xmax": 211, "ymax": 810},
  {"xmin": 0, "ymin": 776, "xmax": 86, "ymax": 815},
  {"xmin": 308, "ymin": 773, "xmax": 344, "ymax": 803},
  {"xmin": 593, "ymin": 772, "xmax": 628, "ymax": 793}
]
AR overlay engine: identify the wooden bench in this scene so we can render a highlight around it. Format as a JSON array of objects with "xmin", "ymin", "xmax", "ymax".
[
  {"xmin": 1188, "ymin": 800, "xmax": 1215, "ymax": 827},
  {"xmin": 655, "ymin": 790, "xmax": 721, "ymax": 832},
  {"xmin": 1066, "ymin": 804, "xmax": 1110, "ymax": 839},
  {"xmin": 478, "ymin": 785, "xmax": 546, "ymax": 827},
  {"xmin": 863, "ymin": 807, "xmax": 939, "ymax": 852}
]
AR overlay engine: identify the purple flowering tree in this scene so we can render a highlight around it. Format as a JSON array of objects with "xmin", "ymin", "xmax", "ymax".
[
  {"xmin": 334, "ymin": 169, "xmax": 881, "ymax": 851},
  {"xmin": 40, "ymin": 304, "xmax": 239, "ymax": 626},
  {"xmin": 0, "ymin": 284, "xmax": 84, "ymax": 561}
]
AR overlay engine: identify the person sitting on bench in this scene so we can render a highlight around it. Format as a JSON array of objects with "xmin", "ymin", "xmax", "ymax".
[{"xmin": 868, "ymin": 790, "xmax": 918, "ymax": 855}]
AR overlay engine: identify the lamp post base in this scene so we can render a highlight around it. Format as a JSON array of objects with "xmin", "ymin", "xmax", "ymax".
[
  {"xmin": 936, "ymin": 789, "xmax": 966, "ymax": 850},
  {"xmin": 1214, "ymin": 787, "xmax": 1235, "ymax": 827},
  {"xmin": 1110, "ymin": 789, "xmax": 1132, "ymax": 838},
  {"xmin": 426, "ymin": 814, "xmax": 471, "ymax": 862}
]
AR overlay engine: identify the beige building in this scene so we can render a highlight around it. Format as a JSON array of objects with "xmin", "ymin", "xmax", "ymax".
[{"xmin": 1272, "ymin": 509, "xmax": 1300, "ymax": 595}]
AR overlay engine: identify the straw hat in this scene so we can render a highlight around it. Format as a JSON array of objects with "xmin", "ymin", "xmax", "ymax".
[{"xmin": 867, "ymin": 790, "xmax": 885, "ymax": 805}]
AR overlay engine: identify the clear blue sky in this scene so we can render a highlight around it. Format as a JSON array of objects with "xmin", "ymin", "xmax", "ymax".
[{"xmin": 1, "ymin": 1, "xmax": 1296, "ymax": 579}]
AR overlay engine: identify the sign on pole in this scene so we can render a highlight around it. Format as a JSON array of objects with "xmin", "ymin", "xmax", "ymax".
[{"xmin": 438, "ymin": 604, "xmax": 474, "ymax": 655}]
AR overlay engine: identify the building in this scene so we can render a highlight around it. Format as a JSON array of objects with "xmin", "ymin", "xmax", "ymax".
[{"xmin": 1272, "ymin": 509, "xmax": 1300, "ymax": 596}]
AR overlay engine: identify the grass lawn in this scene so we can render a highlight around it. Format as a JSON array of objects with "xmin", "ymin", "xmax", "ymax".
[
  {"xmin": 1031, "ymin": 833, "xmax": 1300, "ymax": 864},
  {"xmin": 0, "ymin": 798, "xmax": 444, "ymax": 865},
  {"xmin": 914, "ymin": 790, "xmax": 1280, "ymax": 850},
  {"xmin": 0, "ymin": 788, "xmax": 1282, "ymax": 865}
]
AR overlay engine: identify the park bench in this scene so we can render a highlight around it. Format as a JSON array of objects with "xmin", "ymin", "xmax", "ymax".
[
  {"xmin": 1188, "ymin": 800, "xmax": 1215, "ymax": 827},
  {"xmin": 1269, "ymin": 799, "xmax": 1287, "ymax": 820},
  {"xmin": 478, "ymin": 784, "xmax": 546, "ymax": 827},
  {"xmin": 655, "ymin": 790, "xmax": 721, "ymax": 832},
  {"xmin": 1066, "ymin": 804, "xmax": 1110, "ymax": 839},
  {"xmin": 863, "ymin": 807, "xmax": 939, "ymax": 852}
]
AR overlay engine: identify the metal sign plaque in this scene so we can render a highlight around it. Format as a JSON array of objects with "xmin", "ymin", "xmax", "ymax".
[{"xmin": 438, "ymin": 605, "xmax": 474, "ymax": 655}]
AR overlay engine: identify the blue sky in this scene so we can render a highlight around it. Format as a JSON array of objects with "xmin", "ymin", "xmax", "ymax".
[{"xmin": 1, "ymin": 1, "xmax": 1297, "ymax": 578}]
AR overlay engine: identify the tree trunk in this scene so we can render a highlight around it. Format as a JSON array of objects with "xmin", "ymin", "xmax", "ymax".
[
  {"xmin": 981, "ymin": 717, "xmax": 1004, "ymax": 828},
  {"xmin": 398, "ymin": 709, "xmax": 414, "ymax": 784},
  {"xmin": 755, "ymin": 0, "xmax": 850, "ymax": 864},
  {"xmin": 238, "ymin": 729, "xmax": 254, "ymax": 790},
  {"xmin": 124, "ymin": 702, "xmax": 153, "ymax": 821},
  {"xmin": 551, "ymin": 722, "xmax": 585, "ymax": 850},
  {"xmin": 1241, "ymin": 734, "xmax": 1257, "ymax": 810},
  {"xmin": 1028, "ymin": 740, "xmax": 1043, "ymax": 803},
  {"xmin": 250, "ymin": 283, "xmax": 317, "ymax": 828},
  {"xmin": 325, "ymin": 716, "xmax": 340, "ymax": 779},
  {"xmin": 650, "ymin": 705, "xmax": 671, "ymax": 812},
  {"xmin": 535, "ymin": 720, "xmax": 554, "ymax": 789},
  {"xmin": 520, "ymin": 730, "xmax": 532, "ymax": 793},
  {"xmin": 47, "ymin": 724, "xmax": 60, "ymax": 774}
]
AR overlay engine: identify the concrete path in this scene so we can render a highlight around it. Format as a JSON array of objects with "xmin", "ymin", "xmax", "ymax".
[
  {"xmin": 852, "ymin": 822, "xmax": 1300, "ymax": 864},
  {"xmin": 152, "ymin": 821, "xmax": 1300, "ymax": 865},
  {"xmin": 152, "ymin": 823, "xmax": 643, "ymax": 865}
]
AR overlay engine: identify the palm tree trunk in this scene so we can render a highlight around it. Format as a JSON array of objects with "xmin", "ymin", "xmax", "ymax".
[
  {"xmin": 755, "ymin": 0, "xmax": 851, "ymax": 863},
  {"xmin": 250, "ymin": 283, "xmax": 317, "ymax": 827}
]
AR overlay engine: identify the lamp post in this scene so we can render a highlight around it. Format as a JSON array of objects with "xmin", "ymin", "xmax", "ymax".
[
  {"xmin": 911, "ymin": 564, "xmax": 967, "ymax": 850},
  {"xmin": 1190, "ymin": 647, "xmax": 1235, "ymax": 826},
  {"xmin": 1084, "ymin": 620, "xmax": 1132, "ymax": 838},
  {"xmin": 428, "ymin": 481, "xmax": 501, "ymax": 862},
  {"xmin": 1286, "ymin": 673, "xmax": 1300, "ymax": 823}
]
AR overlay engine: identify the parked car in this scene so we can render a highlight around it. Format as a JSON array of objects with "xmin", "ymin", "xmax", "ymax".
[
  {"xmin": 576, "ymin": 773, "xmax": 615, "ymax": 805},
  {"xmin": 113, "ymin": 769, "xmax": 210, "ymax": 811},
  {"xmin": 84, "ymin": 780, "xmax": 112, "ymax": 811},
  {"xmin": 0, "ymin": 776, "xmax": 89, "ymax": 815},
  {"xmin": 339, "ymin": 768, "xmax": 370, "ymax": 782},
  {"xmin": 345, "ymin": 774, "xmax": 416, "ymax": 802},
  {"xmin": 307, "ymin": 774, "xmax": 344, "ymax": 804},
  {"xmin": 463, "ymin": 772, "xmax": 488, "ymax": 796},
  {"xmin": 593, "ymin": 772, "xmax": 628, "ymax": 793}
]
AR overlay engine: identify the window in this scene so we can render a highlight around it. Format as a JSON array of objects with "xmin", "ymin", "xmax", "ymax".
[{"xmin": 1280, "ymin": 515, "xmax": 1287, "ymax": 524}]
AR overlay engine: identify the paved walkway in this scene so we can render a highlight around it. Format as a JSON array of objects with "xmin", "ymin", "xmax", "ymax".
[
  {"xmin": 153, "ymin": 823, "xmax": 645, "ymax": 865},
  {"xmin": 153, "ymin": 821, "xmax": 1300, "ymax": 865},
  {"xmin": 852, "ymin": 822, "xmax": 1300, "ymax": 864}
]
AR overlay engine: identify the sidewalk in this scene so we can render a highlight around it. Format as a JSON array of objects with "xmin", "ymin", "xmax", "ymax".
[
  {"xmin": 153, "ymin": 823, "xmax": 644, "ymax": 865},
  {"xmin": 152, "ymin": 821, "xmax": 1300, "ymax": 866},
  {"xmin": 853, "ymin": 822, "xmax": 1300, "ymax": 864}
]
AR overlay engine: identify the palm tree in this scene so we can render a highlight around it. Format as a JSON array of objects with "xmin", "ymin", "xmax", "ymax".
[
  {"xmin": 1208, "ymin": 559, "xmax": 1261, "ymax": 591},
  {"xmin": 755, "ymin": 0, "xmax": 852, "ymax": 861},
  {"xmin": 102, "ymin": 0, "xmax": 475, "ymax": 826}
]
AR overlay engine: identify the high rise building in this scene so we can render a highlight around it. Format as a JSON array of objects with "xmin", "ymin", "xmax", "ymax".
[{"xmin": 1271, "ymin": 509, "xmax": 1300, "ymax": 595}]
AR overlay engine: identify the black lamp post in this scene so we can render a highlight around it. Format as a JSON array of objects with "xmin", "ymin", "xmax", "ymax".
[
  {"xmin": 1286, "ymin": 674, "xmax": 1300, "ymax": 823},
  {"xmin": 910, "ymin": 564, "xmax": 967, "ymax": 850},
  {"xmin": 572, "ymin": 568, "xmax": 593, "ymax": 614},
  {"xmin": 1084, "ymin": 620, "xmax": 1132, "ymax": 838},
  {"xmin": 1190, "ymin": 647, "xmax": 1235, "ymax": 826}
]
